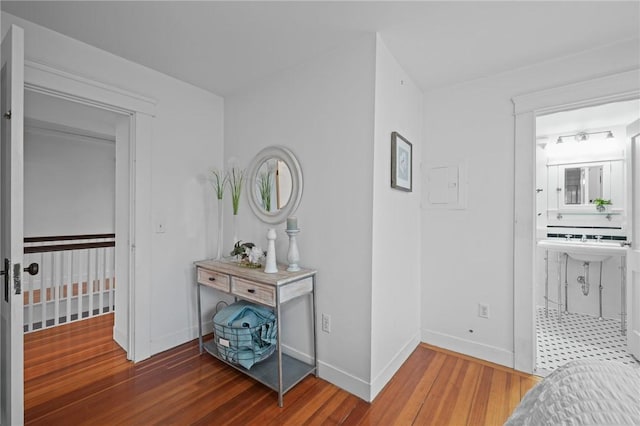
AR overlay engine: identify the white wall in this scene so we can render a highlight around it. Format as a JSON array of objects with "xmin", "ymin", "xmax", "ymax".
[
  {"xmin": 421, "ymin": 38, "xmax": 640, "ymax": 367},
  {"xmin": 225, "ymin": 35, "xmax": 376, "ymax": 399},
  {"xmin": 2, "ymin": 12, "xmax": 226, "ymax": 357},
  {"xmin": 24, "ymin": 126, "xmax": 115, "ymax": 236},
  {"xmin": 370, "ymin": 35, "xmax": 422, "ymax": 400}
]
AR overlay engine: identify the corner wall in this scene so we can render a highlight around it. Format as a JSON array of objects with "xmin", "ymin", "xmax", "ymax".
[
  {"xmin": 420, "ymin": 38, "xmax": 640, "ymax": 367},
  {"xmin": 370, "ymin": 35, "xmax": 423, "ymax": 400},
  {"xmin": 224, "ymin": 35, "xmax": 377, "ymax": 399}
]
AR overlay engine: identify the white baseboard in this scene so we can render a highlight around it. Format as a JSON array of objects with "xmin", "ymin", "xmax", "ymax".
[
  {"xmin": 370, "ymin": 333, "xmax": 420, "ymax": 401},
  {"xmin": 282, "ymin": 344, "xmax": 370, "ymax": 402},
  {"xmin": 113, "ymin": 325, "xmax": 128, "ymax": 353},
  {"xmin": 149, "ymin": 323, "xmax": 208, "ymax": 356},
  {"xmin": 421, "ymin": 328, "xmax": 514, "ymax": 368},
  {"xmin": 148, "ymin": 325, "xmax": 372, "ymax": 402},
  {"xmin": 150, "ymin": 320, "xmax": 215, "ymax": 356}
]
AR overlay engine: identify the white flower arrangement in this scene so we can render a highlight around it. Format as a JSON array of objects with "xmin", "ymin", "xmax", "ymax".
[{"xmin": 247, "ymin": 246, "xmax": 264, "ymax": 265}]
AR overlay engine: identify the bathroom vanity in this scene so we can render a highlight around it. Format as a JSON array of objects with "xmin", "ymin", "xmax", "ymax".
[{"xmin": 538, "ymin": 239, "xmax": 627, "ymax": 333}]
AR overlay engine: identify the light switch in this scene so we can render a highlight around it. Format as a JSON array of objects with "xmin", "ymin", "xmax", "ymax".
[{"xmin": 155, "ymin": 221, "xmax": 166, "ymax": 233}]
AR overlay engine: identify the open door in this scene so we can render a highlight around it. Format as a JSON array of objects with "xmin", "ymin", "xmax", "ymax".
[
  {"xmin": 1, "ymin": 25, "xmax": 25, "ymax": 425},
  {"xmin": 627, "ymin": 118, "xmax": 640, "ymax": 361}
]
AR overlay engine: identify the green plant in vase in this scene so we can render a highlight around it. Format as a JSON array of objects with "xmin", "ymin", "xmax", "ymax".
[
  {"xmin": 593, "ymin": 198, "xmax": 612, "ymax": 212},
  {"xmin": 211, "ymin": 169, "xmax": 228, "ymax": 201},
  {"xmin": 210, "ymin": 169, "xmax": 228, "ymax": 260}
]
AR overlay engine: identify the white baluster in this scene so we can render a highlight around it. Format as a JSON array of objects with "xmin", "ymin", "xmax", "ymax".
[
  {"xmin": 65, "ymin": 251, "xmax": 71, "ymax": 323},
  {"xmin": 39, "ymin": 252, "xmax": 45, "ymax": 330},
  {"xmin": 53, "ymin": 251, "xmax": 60, "ymax": 327},
  {"xmin": 99, "ymin": 247, "xmax": 105, "ymax": 316},
  {"xmin": 88, "ymin": 248, "xmax": 94, "ymax": 318}
]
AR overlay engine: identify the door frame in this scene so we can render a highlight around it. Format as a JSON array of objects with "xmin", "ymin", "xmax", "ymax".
[
  {"xmin": 512, "ymin": 69, "xmax": 640, "ymax": 373},
  {"xmin": 626, "ymin": 120, "xmax": 640, "ymax": 359},
  {"xmin": 24, "ymin": 59, "xmax": 156, "ymax": 362},
  {"xmin": 1, "ymin": 24, "xmax": 25, "ymax": 425}
]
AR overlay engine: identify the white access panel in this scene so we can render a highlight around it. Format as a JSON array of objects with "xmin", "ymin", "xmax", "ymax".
[{"xmin": 423, "ymin": 162, "xmax": 467, "ymax": 209}]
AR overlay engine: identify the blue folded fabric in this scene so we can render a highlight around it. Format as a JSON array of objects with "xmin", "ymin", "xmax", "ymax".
[{"xmin": 213, "ymin": 300, "xmax": 277, "ymax": 369}]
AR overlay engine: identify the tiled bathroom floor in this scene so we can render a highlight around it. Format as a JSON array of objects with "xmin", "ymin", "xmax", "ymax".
[{"xmin": 536, "ymin": 307, "xmax": 639, "ymax": 376}]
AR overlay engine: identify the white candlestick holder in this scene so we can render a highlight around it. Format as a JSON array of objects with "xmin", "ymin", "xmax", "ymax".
[
  {"xmin": 264, "ymin": 228, "xmax": 278, "ymax": 273},
  {"xmin": 286, "ymin": 228, "xmax": 301, "ymax": 272}
]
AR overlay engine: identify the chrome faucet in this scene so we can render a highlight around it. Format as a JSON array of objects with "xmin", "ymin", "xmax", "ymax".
[
  {"xmin": 595, "ymin": 235, "xmax": 603, "ymax": 242},
  {"xmin": 581, "ymin": 234, "xmax": 588, "ymax": 242},
  {"xmin": 565, "ymin": 234, "xmax": 573, "ymax": 241}
]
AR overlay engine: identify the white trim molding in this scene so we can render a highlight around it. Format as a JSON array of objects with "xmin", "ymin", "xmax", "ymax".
[
  {"xmin": 421, "ymin": 328, "xmax": 514, "ymax": 368},
  {"xmin": 24, "ymin": 59, "xmax": 157, "ymax": 363},
  {"xmin": 513, "ymin": 69, "xmax": 640, "ymax": 115},
  {"xmin": 512, "ymin": 69, "xmax": 640, "ymax": 373},
  {"xmin": 24, "ymin": 59, "xmax": 156, "ymax": 117},
  {"xmin": 370, "ymin": 333, "xmax": 420, "ymax": 401},
  {"xmin": 281, "ymin": 344, "xmax": 371, "ymax": 402}
]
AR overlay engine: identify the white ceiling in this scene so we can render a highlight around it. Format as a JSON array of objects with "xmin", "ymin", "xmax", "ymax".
[{"xmin": 2, "ymin": 1, "xmax": 639, "ymax": 97}]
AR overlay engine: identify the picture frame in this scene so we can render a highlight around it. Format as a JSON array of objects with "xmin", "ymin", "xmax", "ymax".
[{"xmin": 391, "ymin": 131, "xmax": 412, "ymax": 192}]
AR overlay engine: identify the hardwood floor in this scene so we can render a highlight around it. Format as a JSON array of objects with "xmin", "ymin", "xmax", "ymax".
[{"xmin": 24, "ymin": 314, "xmax": 539, "ymax": 425}]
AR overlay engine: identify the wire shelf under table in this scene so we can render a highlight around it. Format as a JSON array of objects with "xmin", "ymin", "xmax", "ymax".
[{"xmin": 203, "ymin": 340, "xmax": 316, "ymax": 395}]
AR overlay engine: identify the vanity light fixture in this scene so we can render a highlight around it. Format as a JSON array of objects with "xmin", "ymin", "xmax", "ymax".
[{"xmin": 555, "ymin": 130, "xmax": 614, "ymax": 144}]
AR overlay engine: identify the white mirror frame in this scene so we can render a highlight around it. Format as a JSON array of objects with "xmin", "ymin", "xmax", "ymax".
[{"xmin": 247, "ymin": 146, "xmax": 303, "ymax": 224}]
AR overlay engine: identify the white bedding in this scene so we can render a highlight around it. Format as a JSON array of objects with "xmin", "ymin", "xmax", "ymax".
[{"xmin": 505, "ymin": 360, "xmax": 640, "ymax": 426}]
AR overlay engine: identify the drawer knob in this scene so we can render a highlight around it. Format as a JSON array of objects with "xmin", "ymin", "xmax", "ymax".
[
  {"xmin": 247, "ymin": 289, "xmax": 256, "ymax": 294},
  {"xmin": 208, "ymin": 277, "xmax": 216, "ymax": 281}
]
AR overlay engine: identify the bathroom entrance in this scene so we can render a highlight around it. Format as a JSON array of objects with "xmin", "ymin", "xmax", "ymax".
[{"xmin": 533, "ymin": 99, "xmax": 640, "ymax": 375}]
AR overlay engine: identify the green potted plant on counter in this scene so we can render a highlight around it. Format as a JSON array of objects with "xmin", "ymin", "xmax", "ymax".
[{"xmin": 594, "ymin": 198, "xmax": 612, "ymax": 212}]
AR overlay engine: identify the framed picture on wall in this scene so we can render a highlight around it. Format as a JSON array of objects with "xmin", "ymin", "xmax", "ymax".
[{"xmin": 391, "ymin": 131, "xmax": 412, "ymax": 192}]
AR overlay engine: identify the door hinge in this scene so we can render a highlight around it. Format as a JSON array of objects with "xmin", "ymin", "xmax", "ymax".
[
  {"xmin": 3, "ymin": 110, "xmax": 11, "ymax": 119},
  {"xmin": 13, "ymin": 262, "xmax": 21, "ymax": 295}
]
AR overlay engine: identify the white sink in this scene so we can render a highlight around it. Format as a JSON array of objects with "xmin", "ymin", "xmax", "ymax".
[{"xmin": 537, "ymin": 239, "xmax": 627, "ymax": 262}]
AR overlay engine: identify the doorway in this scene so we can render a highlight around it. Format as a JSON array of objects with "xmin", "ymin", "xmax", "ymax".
[
  {"xmin": 23, "ymin": 90, "xmax": 120, "ymax": 333},
  {"xmin": 512, "ymin": 70, "xmax": 640, "ymax": 374},
  {"xmin": 533, "ymin": 100, "xmax": 640, "ymax": 375}
]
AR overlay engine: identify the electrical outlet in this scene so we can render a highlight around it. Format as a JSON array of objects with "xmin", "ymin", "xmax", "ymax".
[
  {"xmin": 478, "ymin": 303, "xmax": 489, "ymax": 319},
  {"xmin": 322, "ymin": 313, "xmax": 331, "ymax": 333}
]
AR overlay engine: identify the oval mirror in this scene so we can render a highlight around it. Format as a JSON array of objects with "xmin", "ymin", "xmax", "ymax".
[{"xmin": 247, "ymin": 146, "xmax": 303, "ymax": 224}]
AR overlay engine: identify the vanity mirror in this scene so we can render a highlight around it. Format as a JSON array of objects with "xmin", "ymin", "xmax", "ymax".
[
  {"xmin": 549, "ymin": 159, "xmax": 624, "ymax": 211},
  {"xmin": 247, "ymin": 146, "xmax": 303, "ymax": 224},
  {"xmin": 563, "ymin": 165, "xmax": 603, "ymax": 205}
]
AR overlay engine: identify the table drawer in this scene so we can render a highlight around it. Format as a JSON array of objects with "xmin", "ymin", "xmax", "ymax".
[
  {"xmin": 197, "ymin": 268, "xmax": 230, "ymax": 292},
  {"xmin": 231, "ymin": 277, "xmax": 275, "ymax": 306}
]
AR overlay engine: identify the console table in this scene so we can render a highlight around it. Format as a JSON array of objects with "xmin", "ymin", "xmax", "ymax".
[{"xmin": 194, "ymin": 259, "xmax": 317, "ymax": 407}]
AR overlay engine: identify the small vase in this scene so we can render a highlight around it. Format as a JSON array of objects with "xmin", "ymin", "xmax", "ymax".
[
  {"xmin": 232, "ymin": 214, "xmax": 239, "ymax": 245},
  {"xmin": 216, "ymin": 199, "xmax": 224, "ymax": 260},
  {"xmin": 596, "ymin": 205, "xmax": 606, "ymax": 213},
  {"xmin": 264, "ymin": 228, "xmax": 278, "ymax": 273}
]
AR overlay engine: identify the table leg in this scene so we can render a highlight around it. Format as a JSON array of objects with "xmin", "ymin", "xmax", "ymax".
[
  {"xmin": 312, "ymin": 275, "xmax": 318, "ymax": 377},
  {"xmin": 598, "ymin": 261, "xmax": 604, "ymax": 320},
  {"xmin": 545, "ymin": 250, "xmax": 549, "ymax": 318},
  {"xmin": 276, "ymin": 292, "xmax": 283, "ymax": 407},
  {"xmin": 197, "ymin": 284, "xmax": 203, "ymax": 354}
]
